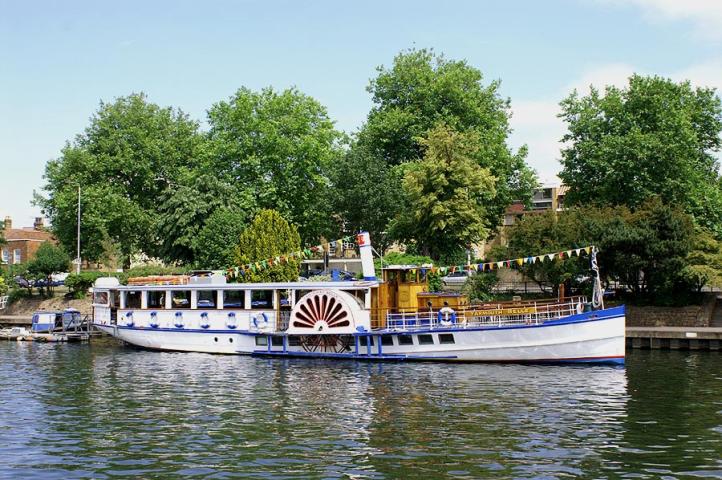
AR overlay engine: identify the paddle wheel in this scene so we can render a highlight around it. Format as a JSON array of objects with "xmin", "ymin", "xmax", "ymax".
[{"xmin": 287, "ymin": 290, "xmax": 370, "ymax": 335}]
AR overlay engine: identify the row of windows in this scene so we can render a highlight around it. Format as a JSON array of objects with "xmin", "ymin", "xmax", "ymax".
[
  {"xmin": 361, "ymin": 333, "xmax": 455, "ymax": 346},
  {"xmin": 254, "ymin": 333, "xmax": 456, "ymax": 348},
  {"xmin": 96, "ymin": 289, "xmax": 281, "ymax": 309}
]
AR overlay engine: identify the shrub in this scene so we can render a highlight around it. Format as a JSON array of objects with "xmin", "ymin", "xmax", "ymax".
[{"xmin": 65, "ymin": 272, "xmax": 107, "ymax": 298}]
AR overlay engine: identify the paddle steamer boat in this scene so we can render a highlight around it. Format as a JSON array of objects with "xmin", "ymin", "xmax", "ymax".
[{"xmin": 92, "ymin": 233, "xmax": 625, "ymax": 364}]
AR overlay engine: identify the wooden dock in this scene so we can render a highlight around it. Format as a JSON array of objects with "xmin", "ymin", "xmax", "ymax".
[{"xmin": 626, "ymin": 327, "xmax": 722, "ymax": 350}]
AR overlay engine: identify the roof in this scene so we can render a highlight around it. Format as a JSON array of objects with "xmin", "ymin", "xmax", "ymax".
[
  {"xmin": 2, "ymin": 228, "xmax": 54, "ymax": 242},
  {"xmin": 505, "ymin": 202, "xmax": 526, "ymax": 214}
]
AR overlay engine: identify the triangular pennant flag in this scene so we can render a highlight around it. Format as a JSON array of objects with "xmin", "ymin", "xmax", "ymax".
[
  {"xmin": 497, "ymin": 261, "xmax": 503, "ymax": 268},
  {"xmin": 547, "ymin": 253, "xmax": 555, "ymax": 261},
  {"xmin": 584, "ymin": 247, "xmax": 591, "ymax": 255},
  {"xmin": 516, "ymin": 258, "xmax": 523, "ymax": 266},
  {"xmin": 567, "ymin": 250, "xmax": 574, "ymax": 257}
]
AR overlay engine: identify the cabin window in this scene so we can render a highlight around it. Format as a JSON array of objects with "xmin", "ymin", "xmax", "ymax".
[
  {"xmin": 197, "ymin": 290, "xmax": 217, "ymax": 308},
  {"xmin": 288, "ymin": 336, "xmax": 301, "ymax": 347},
  {"xmin": 278, "ymin": 289, "xmax": 291, "ymax": 308},
  {"xmin": 223, "ymin": 290, "xmax": 245, "ymax": 309},
  {"xmin": 126, "ymin": 291, "xmax": 142, "ymax": 309},
  {"xmin": 93, "ymin": 291, "xmax": 108, "ymax": 305},
  {"xmin": 251, "ymin": 290, "xmax": 273, "ymax": 309},
  {"xmin": 398, "ymin": 335, "xmax": 414, "ymax": 346},
  {"xmin": 109, "ymin": 291, "xmax": 119, "ymax": 308},
  {"xmin": 438, "ymin": 333, "xmax": 456, "ymax": 344},
  {"xmin": 360, "ymin": 336, "xmax": 374, "ymax": 347},
  {"xmin": 171, "ymin": 290, "xmax": 191, "ymax": 309},
  {"xmin": 381, "ymin": 336, "xmax": 394, "ymax": 346},
  {"xmin": 271, "ymin": 337, "xmax": 284, "ymax": 347},
  {"xmin": 148, "ymin": 291, "xmax": 165, "ymax": 309},
  {"xmin": 255, "ymin": 336, "xmax": 268, "ymax": 346},
  {"xmin": 417, "ymin": 334, "xmax": 434, "ymax": 345}
]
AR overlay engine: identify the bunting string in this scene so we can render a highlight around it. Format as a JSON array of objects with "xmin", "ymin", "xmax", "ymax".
[
  {"xmin": 227, "ymin": 236, "xmax": 355, "ymax": 279},
  {"xmin": 426, "ymin": 246, "xmax": 595, "ymax": 276}
]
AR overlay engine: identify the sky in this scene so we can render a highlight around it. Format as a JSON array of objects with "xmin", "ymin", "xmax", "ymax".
[{"xmin": 2, "ymin": 0, "xmax": 722, "ymax": 228}]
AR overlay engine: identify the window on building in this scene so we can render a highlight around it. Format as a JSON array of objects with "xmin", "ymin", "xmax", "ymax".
[
  {"xmin": 197, "ymin": 290, "xmax": 217, "ymax": 308},
  {"xmin": 171, "ymin": 290, "xmax": 191, "ymax": 309},
  {"xmin": 148, "ymin": 291, "xmax": 165, "ymax": 309},
  {"xmin": 126, "ymin": 291, "xmax": 142, "ymax": 309},
  {"xmin": 13, "ymin": 249, "xmax": 21, "ymax": 263},
  {"xmin": 251, "ymin": 290, "xmax": 273, "ymax": 309},
  {"xmin": 224, "ymin": 290, "xmax": 245, "ymax": 308},
  {"xmin": 1, "ymin": 249, "xmax": 8, "ymax": 264}
]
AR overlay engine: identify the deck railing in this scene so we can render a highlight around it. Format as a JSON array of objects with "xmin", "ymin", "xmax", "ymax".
[{"xmin": 380, "ymin": 296, "xmax": 586, "ymax": 331}]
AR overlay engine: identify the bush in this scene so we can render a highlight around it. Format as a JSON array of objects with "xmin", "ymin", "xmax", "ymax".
[
  {"xmin": 65, "ymin": 272, "xmax": 107, "ymax": 298},
  {"xmin": 462, "ymin": 272, "xmax": 499, "ymax": 302}
]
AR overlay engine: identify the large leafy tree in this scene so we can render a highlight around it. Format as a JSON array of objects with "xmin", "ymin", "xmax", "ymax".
[
  {"xmin": 234, "ymin": 209, "xmax": 301, "ymax": 282},
  {"xmin": 37, "ymin": 93, "xmax": 202, "ymax": 265},
  {"xmin": 328, "ymin": 143, "xmax": 404, "ymax": 252},
  {"xmin": 390, "ymin": 124, "xmax": 496, "ymax": 260},
  {"xmin": 355, "ymin": 49, "xmax": 535, "ymax": 231},
  {"xmin": 155, "ymin": 174, "xmax": 253, "ymax": 264},
  {"xmin": 206, "ymin": 87, "xmax": 342, "ymax": 243},
  {"xmin": 193, "ymin": 208, "xmax": 248, "ymax": 270},
  {"xmin": 559, "ymin": 74, "xmax": 722, "ymax": 234}
]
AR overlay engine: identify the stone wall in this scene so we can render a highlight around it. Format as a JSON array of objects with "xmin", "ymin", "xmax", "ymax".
[{"xmin": 626, "ymin": 294, "xmax": 716, "ymax": 328}]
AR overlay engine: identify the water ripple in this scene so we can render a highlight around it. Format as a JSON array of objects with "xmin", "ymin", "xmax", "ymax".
[{"xmin": 0, "ymin": 342, "xmax": 719, "ymax": 479}]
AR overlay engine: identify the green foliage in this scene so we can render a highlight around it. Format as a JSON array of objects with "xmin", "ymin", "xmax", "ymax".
[
  {"xmin": 504, "ymin": 210, "xmax": 591, "ymax": 295},
  {"xmin": 156, "ymin": 175, "xmax": 252, "ymax": 264},
  {"xmin": 390, "ymin": 124, "xmax": 496, "ymax": 260},
  {"xmin": 681, "ymin": 229, "xmax": 722, "ymax": 292},
  {"xmin": 380, "ymin": 251, "xmax": 434, "ymax": 266},
  {"xmin": 462, "ymin": 272, "xmax": 499, "ymax": 301},
  {"xmin": 0, "ymin": 276, "xmax": 7, "ymax": 296},
  {"xmin": 37, "ymin": 93, "xmax": 202, "ymax": 264},
  {"xmin": 207, "ymin": 87, "xmax": 342, "ymax": 243},
  {"xmin": 193, "ymin": 208, "xmax": 248, "ymax": 269},
  {"xmin": 65, "ymin": 271, "xmax": 107, "ymax": 298},
  {"xmin": 505, "ymin": 198, "xmax": 697, "ymax": 304},
  {"xmin": 27, "ymin": 242, "xmax": 71, "ymax": 295},
  {"xmin": 559, "ymin": 74, "xmax": 722, "ymax": 235},
  {"xmin": 360, "ymin": 48, "xmax": 536, "ymax": 231},
  {"xmin": 427, "ymin": 271, "xmax": 443, "ymax": 293},
  {"xmin": 328, "ymin": 142, "xmax": 404, "ymax": 252},
  {"xmin": 234, "ymin": 210, "xmax": 302, "ymax": 282}
]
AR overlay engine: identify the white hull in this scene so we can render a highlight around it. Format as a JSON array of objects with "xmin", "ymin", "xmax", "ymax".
[{"xmin": 95, "ymin": 307, "xmax": 625, "ymax": 364}]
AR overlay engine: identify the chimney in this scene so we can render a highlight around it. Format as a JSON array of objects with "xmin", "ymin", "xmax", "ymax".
[
  {"xmin": 3, "ymin": 216, "xmax": 11, "ymax": 231},
  {"xmin": 34, "ymin": 217, "xmax": 44, "ymax": 230}
]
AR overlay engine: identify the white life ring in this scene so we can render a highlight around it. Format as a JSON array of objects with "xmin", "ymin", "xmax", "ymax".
[
  {"xmin": 253, "ymin": 312, "xmax": 269, "ymax": 330},
  {"xmin": 438, "ymin": 307, "xmax": 456, "ymax": 326}
]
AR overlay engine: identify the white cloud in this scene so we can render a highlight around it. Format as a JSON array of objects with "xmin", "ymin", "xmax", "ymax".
[
  {"xmin": 596, "ymin": 0, "xmax": 722, "ymax": 40},
  {"xmin": 508, "ymin": 59, "xmax": 722, "ymax": 182}
]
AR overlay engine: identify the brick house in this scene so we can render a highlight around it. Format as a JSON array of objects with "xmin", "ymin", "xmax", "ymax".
[{"xmin": 1, "ymin": 217, "xmax": 55, "ymax": 265}]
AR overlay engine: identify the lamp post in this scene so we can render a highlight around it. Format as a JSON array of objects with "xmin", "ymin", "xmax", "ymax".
[{"xmin": 75, "ymin": 185, "xmax": 81, "ymax": 274}]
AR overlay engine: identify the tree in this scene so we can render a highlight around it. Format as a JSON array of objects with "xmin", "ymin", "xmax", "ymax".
[
  {"xmin": 504, "ymin": 210, "xmax": 591, "ymax": 295},
  {"xmin": 233, "ymin": 210, "xmax": 302, "ymax": 282},
  {"xmin": 193, "ymin": 208, "xmax": 248, "ymax": 270},
  {"xmin": 26, "ymin": 242, "xmax": 70, "ymax": 295},
  {"xmin": 682, "ymin": 229, "xmax": 722, "ymax": 292},
  {"xmin": 358, "ymin": 48, "xmax": 536, "ymax": 231},
  {"xmin": 328, "ymin": 142, "xmax": 404, "ymax": 252},
  {"xmin": 155, "ymin": 174, "xmax": 253, "ymax": 264},
  {"xmin": 37, "ymin": 93, "xmax": 202, "ymax": 265},
  {"xmin": 390, "ymin": 125, "xmax": 496, "ymax": 260},
  {"xmin": 559, "ymin": 74, "xmax": 722, "ymax": 234},
  {"xmin": 206, "ymin": 87, "xmax": 342, "ymax": 243}
]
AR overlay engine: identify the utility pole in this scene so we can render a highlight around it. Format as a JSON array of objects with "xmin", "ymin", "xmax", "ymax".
[{"xmin": 76, "ymin": 185, "xmax": 81, "ymax": 274}]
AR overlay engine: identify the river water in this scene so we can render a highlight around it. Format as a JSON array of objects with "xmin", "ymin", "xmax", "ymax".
[{"xmin": 0, "ymin": 341, "xmax": 719, "ymax": 479}]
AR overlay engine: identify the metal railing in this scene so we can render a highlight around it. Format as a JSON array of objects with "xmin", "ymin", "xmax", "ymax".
[{"xmin": 382, "ymin": 297, "xmax": 586, "ymax": 331}]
